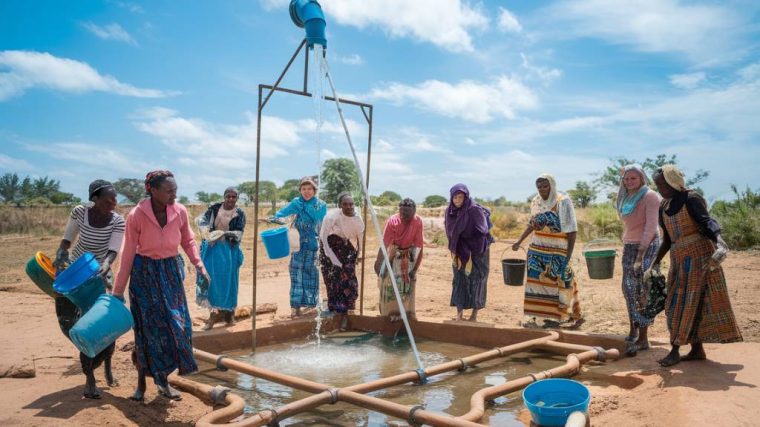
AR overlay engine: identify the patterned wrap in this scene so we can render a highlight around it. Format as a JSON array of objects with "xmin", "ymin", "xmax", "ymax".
[
  {"xmin": 621, "ymin": 238, "xmax": 660, "ymax": 327},
  {"xmin": 319, "ymin": 234, "xmax": 359, "ymax": 314},
  {"xmin": 129, "ymin": 254, "xmax": 197, "ymax": 387},
  {"xmin": 662, "ymin": 203, "xmax": 742, "ymax": 345},
  {"xmin": 450, "ymin": 249, "xmax": 489, "ymax": 310},
  {"xmin": 523, "ymin": 195, "xmax": 582, "ymax": 322}
]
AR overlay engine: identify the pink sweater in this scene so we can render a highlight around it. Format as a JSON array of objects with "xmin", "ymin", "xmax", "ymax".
[
  {"xmin": 622, "ymin": 190, "xmax": 660, "ymax": 247},
  {"xmin": 113, "ymin": 199, "xmax": 201, "ymax": 295}
]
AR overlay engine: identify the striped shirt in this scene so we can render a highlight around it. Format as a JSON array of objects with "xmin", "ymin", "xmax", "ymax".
[{"xmin": 64, "ymin": 205, "xmax": 126, "ymax": 263}]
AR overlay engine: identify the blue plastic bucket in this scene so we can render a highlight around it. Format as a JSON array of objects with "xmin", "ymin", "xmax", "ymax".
[
  {"xmin": 523, "ymin": 379, "xmax": 590, "ymax": 427},
  {"xmin": 261, "ymin": 227, "xmax": 290, "ymax": 259},
  {"xmin": 68, "ymin": 294, "xmax": 133, "ymax": 358}
]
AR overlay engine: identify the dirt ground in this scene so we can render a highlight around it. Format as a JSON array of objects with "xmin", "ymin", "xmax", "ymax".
[{"xmin": 1, "ymin": 227, "xmax": 759, "ymax": 426}]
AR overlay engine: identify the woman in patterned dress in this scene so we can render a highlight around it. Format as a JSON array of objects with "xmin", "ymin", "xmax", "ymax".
[
  {"xmin": 273, "ymin": 177, "xmax": 327, "ymax": 318},
  {"xmin": 647, "ymin": 165, "xmax": 742, "ymax": 367},
  {"xmin": 512, "ymin": 174, "xmax": 582, "ymax": 327}
]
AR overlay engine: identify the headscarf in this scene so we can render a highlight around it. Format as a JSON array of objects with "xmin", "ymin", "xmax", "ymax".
[
  {"xmin": 300, "ymin": 176, "xmax": 318, "ymax": 191},
  {"xmin": 88, "ymin": 179, "xmax": 114, "ymax": 201},
  {"xmin": 224, "ymin": 186, "xmax": 238, "ymax": 196},
  {"xmin": 661, "ymin": 164, "xmax": 686, "ymax": 192},
  {"xmin": 616, "ymin": 164, "xmax": 650, "ymax": 217},
  {"xmin": 444, "ymin": 183, "xmax": 491, "ymax": 270},
  {"xmin": 144, "ymin": 169, "xmax": 174, "ymax": 193},
  {"xmin": 530, "ymin": 173, "xmax": 558, "ymax": 215}
]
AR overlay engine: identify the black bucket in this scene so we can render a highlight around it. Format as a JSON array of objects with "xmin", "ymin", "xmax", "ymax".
[
  {"xmin": 501, "ymin": 246, "xmax": 526, "ymax": 286},
  {"xmin": 502, "ymin": 258, "xmax": 526, "ymax": 286}
]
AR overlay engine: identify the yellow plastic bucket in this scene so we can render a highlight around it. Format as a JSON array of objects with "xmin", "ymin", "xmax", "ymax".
[{"xmin": 25, "ymin": 251, "xmax": 57, "ymax": 297}]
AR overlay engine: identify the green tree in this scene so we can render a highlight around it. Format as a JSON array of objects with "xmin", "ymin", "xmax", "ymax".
[
  {"xmin": 114, "ymin": 178, "xmax": 145, "ymax": 204},
  {"xmin": 379, "ymin": 190, "xmax": 401, "ymax": 203},
  {"xmin": 711, "ymin": 185, "xmax": 760, "ymax": 249},
  {"xmin": 0, "ymin": 173, "xmax": 20, "ymax": 204},
  {"xmin": 320, "ymin": 158, "xmax": 361, "ymax": 204},
  {"xmin": 567, "ymin": 181, "xmax": 597, "ymax": 208},
  {"xmin": 178, "ymin": 195, "xmax": 190, "ymax": 204},
  {"xmin": 596, "ymin": 154, "xmax": 709, "ymax": 197},
  {"xmin": 239, "ymin": 180, "xmax": 280, "ymax": 210},
  {"xmin": 238, "ymin": 181, "xmax": 257, "ymax": 206},
  {"xmin": 423, "ymin": 195, "xmax": 447, "ymax": 208},
  {"xmin": 196, "ymin": 191, "xmax": 223, "ymax": 204},
  {"xmin": 277, "ymin": 178, "xmax": 302, "ymax": 203}
]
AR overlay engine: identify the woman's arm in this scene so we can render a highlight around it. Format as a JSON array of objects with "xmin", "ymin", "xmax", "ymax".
[
  {"xmin": 274, "ymin": 199, "xmax": 298, "ymax": 218},
  {"xmin": 113, "ymin": 211, "xmax": 139, "ymax": 297},
  {"xmin": 512, "ymin": 225, "xmax": 533, "ymax": 251},
  {"xmin": 565, "ymin": 231, "xmax": 576, "ymax": 261}
]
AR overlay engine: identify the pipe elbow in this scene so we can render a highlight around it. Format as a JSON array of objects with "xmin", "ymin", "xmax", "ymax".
[{"xmin": 289, "ymin": 0, "xmax": 327, "ymax": 47}]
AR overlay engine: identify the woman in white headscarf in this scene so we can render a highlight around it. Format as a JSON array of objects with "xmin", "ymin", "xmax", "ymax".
[
  {"xmin": 319, "ymin": 193, "xmax": 364, "ymax": 330},
  {"xmin": 616, "ymin": 165, "xmax": 661, "ymax": 355},
  {"xmin": 512, "ymin": 174, "xmax": 582, "ymax": 327}
]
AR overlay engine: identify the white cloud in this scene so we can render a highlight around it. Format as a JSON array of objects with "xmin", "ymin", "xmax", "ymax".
[
  {"xmin": 520, "ymin": 53, "xmax": 562, "ymax": 85},
  {"xmin": 737, "ymin": 61, "xmax": 760, "ymax": 81},
  {"xmin": 320, "ymin": 0, "xmax": 489, "ymax": 53},
  {"xmin": 669, "ymin": 72, "xmax": 706, "ymax": 89},
  {"xmin": 258, "ymin": 0, "xmax": 288, "ymax": 11},
  {"xmin": 0, "ymin": 153, "xmax": 34, "ymax": 172},
  {"xmin": 25, "ymin": 142, "xmax": 149, "ymax": 175},
  {"xmin": 544, "ymin": 0, "xmax": 750, "ymax": 66},
  {"xmin": 0, "ymin": 50, "xmax": 177, "ymax": 101},
  {"xmin": 334, "ymin": 54, "xmax": 364, "ymax": 66},
  {"xmin": 81, "ymin": 22, "xmax": 137, "ymax": 45},
  {"xmin": 464, "ymin": 137, "xmax": 475, "ymax": 146},
  {"xmin": 370, "ymin": 76, "xmax": 538, "ymax": 123},
  {"xmin": 108, "ymin": 1, "xmax": 144, "ymax": 14},
  {"xmin": 497, "ymin": 7, "xmax": 522, "ymax": 33}
]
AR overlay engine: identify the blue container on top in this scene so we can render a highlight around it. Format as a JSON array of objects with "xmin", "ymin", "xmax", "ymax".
[
  {"xmin": 261, "ymin": 227, "xmax": 290, "ymax": 259},
  {"xmin": 53, "ymin": 252, "xmax": 105, "ymax": 312},
  {"xmin": 523, "ymin": 379, "xmax": 590, "ymax": 427},
  {"xmin": 69, "ymin": 294, "xmax": 133, "ymax": 358},
  {"xmin": 290, "ymin": 0, "xmax": 327, "ymax": 47}
]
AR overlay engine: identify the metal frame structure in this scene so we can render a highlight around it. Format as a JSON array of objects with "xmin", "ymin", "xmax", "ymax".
[{"xmin": 251, "ymin": 39, "xmax": 374, "ymax": 350}]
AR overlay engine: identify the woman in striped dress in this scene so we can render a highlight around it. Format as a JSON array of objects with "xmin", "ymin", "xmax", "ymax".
[
  {"xmin": 512, "ymin": 174, "xmax": 582, "ymax": 327},
  {"xmin": 273, "ymin": 177, "xmax": 327, "ymax": 318},
  {"xmin": 113, "ymin": 170, "xmax": 209, "ymax": 401},
  {"xmin": 52, "ymin": 179, "xmax": 125, "ymax": 399},
  {"xmin": 648, "ymin": 165, "xmax": 742, "ymax": 367}
]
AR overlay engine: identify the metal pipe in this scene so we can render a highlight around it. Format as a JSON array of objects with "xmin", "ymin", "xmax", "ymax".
[
  {"xmin": 252, "ymin": 84, "xmax": 263, "ymax": 352},
  {"xmin": 359, "ymin": 105, "xmax": 372, "ymax": 315}
]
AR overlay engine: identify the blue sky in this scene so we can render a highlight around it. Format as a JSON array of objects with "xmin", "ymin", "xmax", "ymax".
[{"xmin": 1, "ymin": 0, "xmax": 759, "ymax": 204}]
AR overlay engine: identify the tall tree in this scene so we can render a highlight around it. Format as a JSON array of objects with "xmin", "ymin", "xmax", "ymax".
[
  {"xmin": 277, "ymin": 178, "xmax": 302, "ymax": 203},
  {"xmin": 567, "ymin": 181, "xmax": 597, "ymax": 208},
  {"xmin": 196, "ymin": 191, "xmax": 223, "ymax": 204},
  {"xmin": 423, "ymin": 195, "xmax": 447, "ymax": 208},
  {"xmin": 114, "ymin": 178, "xmax": 145, "ymax": 204},
  {"xmin": 320, "ymin": 158, "xmax": 361, "ymax": 204},
  {"xmin": 0, "ymin": 173, "xmax": 20, "ymax": 203},
  {"xmin": 596, "ymin": 154, "xmax": 709, "ymax": 197}
]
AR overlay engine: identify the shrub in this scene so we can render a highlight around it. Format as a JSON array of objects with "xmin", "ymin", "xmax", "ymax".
[
  {"xmin": 587, "ymin": 203, "xmax": 623, "ymax": 240},
  {"xmin": 711, "ymin": 186, "xmax": 760, "ymax": 250}
]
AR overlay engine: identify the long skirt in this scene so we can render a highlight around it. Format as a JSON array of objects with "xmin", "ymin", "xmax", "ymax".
[
  {"xmin": 319, "ymin": 235, "xmax": 359, "ymax": 314},
  {"xmin": 289, "ymin": 249, "xmax": 320, "ymax": 308},
  {"xmin": 129, "ymin": 254, "xmax": 197, "ymax": 386},
  {"xmin": 621, "ymin": 238, "xmax": 660, "ymax": 327},
  {"xmin": 196, "ymin": 239, "xmax": 243, "ymax": 311},
  {"xmin": 524, "ymin": 244, "xmax": 581, "ymax": 323},
  {"xmin": 450, "ymin": 250, "xmax": 489, "ymax": 311},
  {"xmin": 378, "ymin": 245, "xmax": 418, "ymax": 318}
]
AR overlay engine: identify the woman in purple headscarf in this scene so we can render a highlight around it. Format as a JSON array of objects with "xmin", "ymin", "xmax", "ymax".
[{"xmin": 444, "ymin": 184, "xmax": 494, "ymax": 321}]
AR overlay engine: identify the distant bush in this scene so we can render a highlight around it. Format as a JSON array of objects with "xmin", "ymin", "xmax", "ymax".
[
  {"xmin": 489, "ymin": 207, "xmax": 521, "ymax": 240},
  {"xmin": 711, "ymin": 186, "xmax": 760, "ymax": 250},
  {"xmin": 423, "ymin": 195, "xmax": 447, "ymax": 208},
  {"xmin": 576, "ymin": 203, "xmax": 623, "ymax": 241}
]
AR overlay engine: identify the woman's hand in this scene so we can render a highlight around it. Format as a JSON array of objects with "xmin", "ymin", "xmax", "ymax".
[
  {"xmin": 633, "ymin": 252, "xmax": 645, "ymax": 277},
  {"xmin": 196, "ymin": 264, "xmax": 211, "ymax": 285},
  {"xmin": 707, "ymin": 240, "xmax": 729, "ymax": 271},
  {"xmin": 643, "ymin": 262, "xmax": 660, "ymax": 282},
  {"xmin": 53, "ymin": 247, "xmax": 69, "ymax": 271}
]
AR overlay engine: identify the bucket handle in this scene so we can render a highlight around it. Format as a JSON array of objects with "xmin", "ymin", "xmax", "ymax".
[{"xmin": 501, "ymin": 241, "xmax": 526, "ymax": 260}]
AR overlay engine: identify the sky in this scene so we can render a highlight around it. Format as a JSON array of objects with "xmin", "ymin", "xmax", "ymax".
[{"xmin": 1, "ymin": 0, "xmax": 759, "ymax": 204}]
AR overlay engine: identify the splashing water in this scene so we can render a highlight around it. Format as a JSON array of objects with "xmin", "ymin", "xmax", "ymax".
[{"xmin": 310, "ymin": 43, "xmax": 327, "ymax": 347}]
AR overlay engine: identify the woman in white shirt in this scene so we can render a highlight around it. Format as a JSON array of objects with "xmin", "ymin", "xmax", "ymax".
[{"xmin": 319, "ymin": 193, "xmax": 364, "ymax": 330}]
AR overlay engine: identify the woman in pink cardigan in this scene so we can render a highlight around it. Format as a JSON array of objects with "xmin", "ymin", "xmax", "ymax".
[
  {"xmin": 616, "ymin": 164, "xmax": 661, "ymax": 356},
  {"xmin": 113, "ymin": 170, "xmax": 209, "ymax": 401}
]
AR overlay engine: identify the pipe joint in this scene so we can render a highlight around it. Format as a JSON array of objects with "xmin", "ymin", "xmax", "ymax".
[
  {"xmin": 215, "ymin": 355, "xmax": 229, "ymax": 372},
  {"xmin": 407, "ymin": 405, "xmax": 425, "ymax": 426},
  {"xmin": 493, "ymin": 347, "xmax": 504, "ymax": 357},
  {"xmin": 414, "ymin": 368, "xmax": 428, "ymax": 385},
  {"xmin": 457, "ymin": 358, "xmax": 469, "ymax": 372},
  {"xmin": 327, "ymin": 388, "xmax": 339, "ymax": 404},
  {"xmin": 265, "ymin": 408, "xmax": 279, "ymax": 427},
  {"xmin": 209, "ymin": 385, "xmax": 231, "ymax": 406},
  {"xmin": 593, "ymin": 346, "xmax": 607, "ymax": 362}
]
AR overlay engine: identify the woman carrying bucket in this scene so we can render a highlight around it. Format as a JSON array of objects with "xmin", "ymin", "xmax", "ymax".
[
  {"xmin": 273, "ymin": 176, "xmax": 327, "ymax": 318},
  {"xmin": 319, "ymin": 193, "xmax": 364, "ymax": 330},
  {"xmin": 616, "ymin": 164, "xmax": 661, "ymax": 355},
  {"xmin": 512, "ymin": 174, "xmax": 582, "ymax": 327},
  {"xmin": 52, "ymin": 179, "xmax": 125, "ymax": 399},
  {"xmin": 445, "ymin": 184, "xmax": 494, "ymax": 322},
  {"xmin": 113, "ymin": 170, "xmax": 209, "ymax": 401},
  {"xmin": 374, "ymin": 198, "xmax": 424, "ymax": 322},
  {"xmin": 647, "ymin": 165, "xmax": 742, "ymax": 367},
  {"xmin": 196, "ymin": 186, "xmax": 245, "ymax": 330}
]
